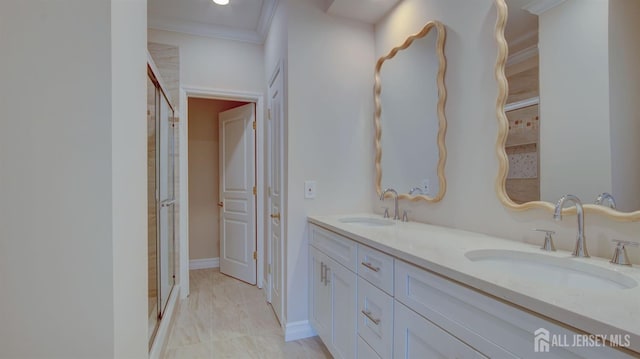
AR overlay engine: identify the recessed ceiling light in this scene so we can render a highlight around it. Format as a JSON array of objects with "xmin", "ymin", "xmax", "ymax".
[{"xmin": 213, "ymin": 0, "xmax": 229, "ymax": 5}]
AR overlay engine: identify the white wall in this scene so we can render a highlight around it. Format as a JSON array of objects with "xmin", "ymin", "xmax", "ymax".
[
  {"xmin": 539, "ymin": 0, "xmax": 611, "ymax": 202},
  {"xmin": 373, "ymin": 0, "xmax": 640, "ymax": 264},
  {"xmin": 0, "ymin": 0, "xmax": 147, "ymax": 357},
  {"xmin": 609, "ymin": 0, "xmax": 640, "ymax": 212},
  {"xmin": 148, "ymin": 29, "xmax": 265, "ymax": 93},
  {"xmin": 112, "ymin": 0, "xmax": 148, "ymax": 357},
  {"xmin": 286, "ymin": 0, "xmax": 375, "ymax": 324}
]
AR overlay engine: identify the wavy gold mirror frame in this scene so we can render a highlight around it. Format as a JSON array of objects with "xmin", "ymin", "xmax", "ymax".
[
  {"xmin": 494, "ymin": 0, "xmax": 640, "ymax": 221},
  {"xmin": 374, "ymin": 21, "xmax": 447, "ymax": 202}
]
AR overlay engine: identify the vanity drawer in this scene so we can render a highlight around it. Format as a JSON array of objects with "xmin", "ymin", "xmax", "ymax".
[
  {"xmin": 394, "ymin": 260, "xmax": 633, "ymax": 358},
  {"xmin": 309, "ymin": 224, "xmax": 357, "ymax": 272},
  {"xmin": 358, "ymin": 244, "xmax": 394, "ymax": 295},
  {"xmin": 357, "ymin": 277, "xmax": 393, "ymax": 359},
  {"xmin": 394, "ymin": 300, "xmax": 487, "ymax": 359},
  {"xmin": 358, "ymin": 335, "xmax": 381, "ymax": 359}
]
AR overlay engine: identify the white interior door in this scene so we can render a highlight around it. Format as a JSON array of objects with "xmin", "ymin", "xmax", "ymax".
[
  {"xmin": 267, "ymin": 66, "xmax": 284, "ymax": 324},
  {"xmin": 219, "ymin": 103, "xmax": 256, "ymax": 285}
]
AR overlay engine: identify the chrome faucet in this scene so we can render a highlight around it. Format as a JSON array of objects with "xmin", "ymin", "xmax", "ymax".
[
  {"xmin": 553, "ymin": 194, "xmax": 589, "ymax": 258},
  {"xmin": 595, "ymin": 192, "xmax": 617, "ymax": 209},
  {"xmin": 610, "ymin": 239, "xmax": 638, "ymax": 266},
  {"xmin": 380, "ymin": 188, "xmax": 400, "ymax": 220}
]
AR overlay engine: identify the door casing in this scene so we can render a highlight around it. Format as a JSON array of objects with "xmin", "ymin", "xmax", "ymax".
[{"xmin": 179, "ymin": 87, "xmax": 265, "ymax": 297}]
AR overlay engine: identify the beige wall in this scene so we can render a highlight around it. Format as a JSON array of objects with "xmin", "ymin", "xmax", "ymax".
[
  {"xmin": 374, "ymin": 0, "xmax": 640, "ymax": 265},
  {"xmin": 188, "ymin": 98, "xmax": 248, "ymax": 260}
]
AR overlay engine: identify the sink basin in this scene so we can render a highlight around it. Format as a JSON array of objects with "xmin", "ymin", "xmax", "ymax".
[
  {"xmin": 338, "ymin": 217, "xmax": 395, "ymax": 227},
  {"xmin": 465, "ymin": 249, "xmax": 637, "ymax": 290}
]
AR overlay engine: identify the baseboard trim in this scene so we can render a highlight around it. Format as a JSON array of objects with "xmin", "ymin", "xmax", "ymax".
[
  {"xmin": 284, "ymin": 320, "xmax": 316, "ymax": 342},
  {"xmin": 189, "ymin": 257, "xmax": 219, "ymax": 270},
  {"xmin": 150, "ymin": 285, "xmax": 180, "ymax": 359}
]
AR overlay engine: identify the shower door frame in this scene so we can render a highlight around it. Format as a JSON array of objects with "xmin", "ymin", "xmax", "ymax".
[{"xmin": 147, "ymin": 64, "xmax": 177, "ymax": 348}]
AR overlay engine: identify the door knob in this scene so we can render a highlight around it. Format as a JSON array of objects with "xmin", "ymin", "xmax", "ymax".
[
  {"xmin": 217, "ymin": 202, "xmax": 223, "ymax": 208},
  {"xmin": 270, "ymin": 213, "xmax": 280, "ymax": 219}
]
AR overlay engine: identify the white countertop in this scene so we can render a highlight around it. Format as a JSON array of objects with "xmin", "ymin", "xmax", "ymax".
[{"xmin": 308, "ymin": 214, "xmax": 640, "ymax": 354}]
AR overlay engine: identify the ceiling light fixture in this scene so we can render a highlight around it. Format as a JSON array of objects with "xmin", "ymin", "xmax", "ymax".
[{"xmin": 212, "ymin": 0, "xmax": 229, "ymax": 5}]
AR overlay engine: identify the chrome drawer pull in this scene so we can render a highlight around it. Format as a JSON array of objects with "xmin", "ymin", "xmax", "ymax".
[
  {"xmin": 361, "ymin": 261, "xmax": 380, "ymax": 272},
  {"xmin": 361, "ymin": 310, "xmax": 381, "ymax": 325}
]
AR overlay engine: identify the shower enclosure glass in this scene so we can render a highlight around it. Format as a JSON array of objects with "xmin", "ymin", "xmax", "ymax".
[{"xmin": 147, "ymin": 66, "xmax": 176, "ymax": 347}]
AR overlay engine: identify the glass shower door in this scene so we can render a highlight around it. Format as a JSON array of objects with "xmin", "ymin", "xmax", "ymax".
[
  {"xmin": 147, "ymin": 66, "xmax": 176, "ymax": 348},
  {"xmin": 158, "ymin": 90, "xmax": 175, "ymax": 315}
]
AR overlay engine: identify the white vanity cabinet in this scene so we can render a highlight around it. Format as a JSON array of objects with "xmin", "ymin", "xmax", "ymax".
[
  {"xmin": 394, "ymin": 260, "xmax": 633, "ymax": 359},
  {"xmin": 309, "ymin": 225, "xmax": 357, "ymax": 359},
  {"xmin": 308, "ymin": 221, "xmax": 635, "ymax": 359}
]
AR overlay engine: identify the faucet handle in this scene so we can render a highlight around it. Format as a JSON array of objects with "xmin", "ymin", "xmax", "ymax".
[
  {"xmin": 402, "ymin": 210, "xmax": 410, "ymax": 223},
  {"xmin": 532, "ymin": 229, "xmax": 556, "ymax": 251},
  {"xmin": 382, "ymin": 207, "xmax": 390, "ymax": 219},
  {"xmin": 610, "ymin": 239, "xmax": 639, "ymax": 266}
]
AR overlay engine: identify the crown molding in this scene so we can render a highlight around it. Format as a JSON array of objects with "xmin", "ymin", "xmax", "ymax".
[
  {"xmin": 148, "ymin": 0, "xmax": 278, "ymax": 45},
  {"xmin": 257, "ymin": 0, "xmax": 278, "ymax": 41},
  {"xmin": 523, "ymin": 0, "xmax": 566, "ymax": 15},
  {"xmin": 149, "ymin": 16, "xmax": 263, "ymax": 44}
]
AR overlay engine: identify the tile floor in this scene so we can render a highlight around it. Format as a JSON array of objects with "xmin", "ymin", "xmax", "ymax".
[{"xmin": 162, "ymin": 269, "xmax": 332, "ymax": 358}]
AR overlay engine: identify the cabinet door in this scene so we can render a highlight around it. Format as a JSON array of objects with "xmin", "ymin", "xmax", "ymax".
[
  {"xmin": 309, "ymin": 246, "xmax": 331, "ymax": 342},
  {"xmin": 328, "ymin": 256, "xmax": 358, "ymax": 359},
  {"xmin": 394, "ymin": 301, "xmax": 487, "ymax": 359}
]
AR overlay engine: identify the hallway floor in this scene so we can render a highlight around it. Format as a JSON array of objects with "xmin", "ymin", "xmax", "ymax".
[{"xmin": 162, "ymin": 269, "xmax": 331, "ymax": 358}]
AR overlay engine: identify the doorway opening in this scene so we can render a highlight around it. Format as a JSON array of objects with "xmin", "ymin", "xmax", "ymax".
[
  {"xmin": 180, "ymin": 87, "xmax": 265, "ymax": 298},
  {"xmin": 187, "ymin": 97, "xmax": 258, "ymax": 284}
]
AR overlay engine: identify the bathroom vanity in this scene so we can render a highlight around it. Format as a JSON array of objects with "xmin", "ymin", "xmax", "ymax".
[{"xmin": 308, "ymin": 214, "xmax": 640, "ymax": 359}]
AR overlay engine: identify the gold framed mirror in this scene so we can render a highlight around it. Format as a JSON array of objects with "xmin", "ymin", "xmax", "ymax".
[
  {"xmin": 495, "ymin": 0, "xmax": 640, "ymax": 221},
  {"xmin": 374, "ymin": 21, "xmax": 447, "ymax": 202}
]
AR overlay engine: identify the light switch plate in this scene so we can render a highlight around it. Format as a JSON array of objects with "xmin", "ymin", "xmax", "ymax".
[{"xmin": 305, "ymin": 181, "xmax": 317, "ymax": 199}]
